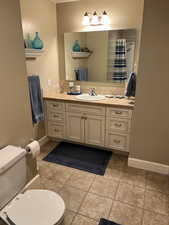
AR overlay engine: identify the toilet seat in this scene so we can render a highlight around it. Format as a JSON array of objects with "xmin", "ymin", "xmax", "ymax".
[{"xmin": 3, "ymin": 190, "xmax": 65, "ymax": 225}]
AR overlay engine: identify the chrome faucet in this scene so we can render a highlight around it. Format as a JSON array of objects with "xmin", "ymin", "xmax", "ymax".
[{"xmin": 89, "ymin": 88, "xmax": 97, "ymax": 96}]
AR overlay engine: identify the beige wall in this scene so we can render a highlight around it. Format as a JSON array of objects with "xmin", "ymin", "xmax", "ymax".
[
  {"xmin": 86, "ymin": 31, "xmax": 108, "ymax": 82},
  {"xmin": 20, "ymin": 0, "xmax": 60, "ymax": 139},
  {"xmin": 20, "ymin": 0, "xmax": 60, "ymax": 96},
  {"xmin": 0, "ymin": 0, "xmax": 33, "ymax": 149},
  {"xmin": 0, "ymin": 0, "xmax": 36, "ymax": 180},
  {"xmin": 57, "ymin": 0, "xmax": 144, "ymax": 93},
  {"xmin": 130, "ymin": 0, "xmax": 169, "ymax": 165},
  {"xmin": 64, "ymin": 32, "xmax": 87, "ymax": 80}
]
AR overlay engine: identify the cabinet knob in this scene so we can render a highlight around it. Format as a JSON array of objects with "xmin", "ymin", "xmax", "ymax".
[
  {"xmin": 53, "ymin": 104, "xmax": 58, "ymax": 107},
  {"xmin": 115, "ymin": 123, "xmax": 122, "ymax": 127},
  {"xmin": 114, "ymin": 139, "xmax": 120, "ymax": 144},
  {"xmin": 115, "ymin": 111, "xmax": 122, "ymax": 115},
  {"xmin": 54, "ymin": 129, "xmax": 59, "ymax": 132},
  {"xmin": 81, "ymin": 116, "xmax": 87, "ymax": 120}
]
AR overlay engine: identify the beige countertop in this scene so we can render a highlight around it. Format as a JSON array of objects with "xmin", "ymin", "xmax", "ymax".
[{"xmin": 44, "ymin": 93, "xmax": 134, "ymax": 109}]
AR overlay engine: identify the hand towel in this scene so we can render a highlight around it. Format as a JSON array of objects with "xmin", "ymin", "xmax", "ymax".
[
  {"xmin": 28, "ymin": 75, "xmax": 44, "ymax": 124},
  {"xmin": 75, "ymin": 68, "xmax": 88, "ymax": 81},
  {"xmin": 126, "ymin": 72, "xmax": 136, "ymax": 97}
]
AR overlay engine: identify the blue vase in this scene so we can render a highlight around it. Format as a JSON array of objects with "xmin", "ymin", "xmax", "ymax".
[
  {"xmin": 32, "ymin": 32, "xmax": 44, "ymax": 49},
  {"xmin": 72, "ymin": 40, "xmax": 81, "ymax": 52}
]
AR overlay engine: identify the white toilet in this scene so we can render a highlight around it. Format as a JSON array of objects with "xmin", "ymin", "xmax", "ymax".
[{"xmin": 0, "ymin": 145, "xmax": 65, "ymax": 225}]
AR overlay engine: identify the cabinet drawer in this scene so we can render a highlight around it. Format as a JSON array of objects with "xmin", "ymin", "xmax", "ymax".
[
  {"xmin": 106, "ymin": 107, "xmax": 132, "ymax": 119},
  {"xmin": 106, "ymin": 133, "xmax": 129, "ymax": 152},
  {"xmin": 48, "ymin": 122, "xmax": 65, "ymax": 138},
  {"xmin": 66, "ymin": 103, "xmax": 105, "ymax": 116},
  {"xmin": 48, "ymin": 111, "xmax": 65, "ymax": 123},
  {"xmin": 106, "ymin": 118, "xmax": 130, "ymax": 133},
  {"xmin": 46, "ymin": 100, "xmax": 65, "ymax": 113}
]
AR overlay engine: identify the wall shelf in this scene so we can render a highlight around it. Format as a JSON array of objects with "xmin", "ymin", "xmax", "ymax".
[
  {"xmin": 25, "ymin": 49, "xmax": 44, "ymax": 59},
  {"xmin": 71, "ymin": 51, "xmax": 92, "ymax": 59}
]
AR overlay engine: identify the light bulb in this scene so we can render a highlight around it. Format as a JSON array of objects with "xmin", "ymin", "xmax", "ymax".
[
  {"xmin": 101, "ymin": 11, "xmax": 110, "ymax": 25},
  {"xmin": 82, "ymin": 12, "xmax": 90, "ymax": 26},
  {"xmin": 91, "ymin": 11, "xmax": 99, "ymax": 25}
]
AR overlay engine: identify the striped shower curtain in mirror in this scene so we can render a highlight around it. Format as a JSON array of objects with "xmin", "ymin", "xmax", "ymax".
[{"xmin": 112, "ymin": 39, "xmax": 127, "ymax": 81}]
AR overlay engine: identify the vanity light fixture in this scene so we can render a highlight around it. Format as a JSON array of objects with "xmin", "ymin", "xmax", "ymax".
[
  {"xmin": 101, "ymin": 11, "xmax": 110, "ymax": 25},
  {"xmin": 91, "ymin": 11, "xmax": 99, "ymax": 25},
  {"xmin": 82, "ymin": 12, "xmax": 90, "ymax": 26},
  {"xmin": 82, "ymin": 11, "xmax": 110, "ymax": 26}
]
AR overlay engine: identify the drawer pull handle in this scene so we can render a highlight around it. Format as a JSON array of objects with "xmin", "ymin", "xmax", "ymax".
[
  {"xmin": 115, "ymin": 111, "xmax": 122, "ymax": 115},
  {"xmin": 81, "ymin": 116, "xmax": 87, "ymax": 120},
  {"xmin": 54, "ymin": 129, "xmax": 59, "ymax": 132},
  {"xmin": 52, "ymin": 104, "xmax": 58, "ymax": 107},
  {"xmin": 53, "ymin": 115, "xmax": 59, "ymax": 118},
  {"xmin": 115, "ymin": 123, "xmax": 122, "ymax": 127},
  {"xmin": 114, "ymin": 139, "xmax": 120, "ymax": 144}
]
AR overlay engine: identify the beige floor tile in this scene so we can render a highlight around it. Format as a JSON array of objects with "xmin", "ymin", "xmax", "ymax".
[
  {"xmin": 39, "ymin": 161, "xmax": 73, "ymax": 185},
  {"xmin": 59, "ymin": 186, "xmax": 86, "ymax": 212},
  {"xmin": 38, "ymin": 161, "xmax": 56, "ymax": 179},
  {"xmin": 108, "ymin": 155, "xmax": 127, "ymax": 169},
  {"xmin": 121, "ymin": 167, "xmax": 146, "ymax": 188},
  {"xmin": 72, "ymin": 214, "xmax": 98, "ymax": 225},
  {"xmin": 144, "ymin": 190, "xmax": 169, "ymax": 216},
  {"xmin": 63, "ymin": 210, "xmax": 76, "ymax": 225},
  {"xmin": 26, "ymin": 176, "xmax": 44, "ymax": 190},
  {"xmin": 66, "ymin": 170, "xmax": 96, "ymax": 191},
  {"xmin": 40, "ymin": 177, "xmax": 63, "ymax": 192},
  {"xmin": 104, "ymin": 167, "xmax": 123, "ymax": 181},
  {"xmin": 89, "ymin": 176, "xmax": 119, "ymax": 199},
  {"xmin": 146, "ymin": 172, "xmax": 169, "ymax": 195},
  {"xmin": 115, "ymin": 182, "xmax": 145, "ymax": 208},
  {"xmin": 109, "ymin": 201, "xmax": 143, "ymax": 225},
  {"xmin": 79, "ymin": 193, "xmax": 112, "ymax": 221},
  {"xmin": 142, "ymin": 210, "xmax": 169, "ymax": 225},
  {"xmin": 37, "ymin": 141, "xmax": 59, "ymax": 160}
]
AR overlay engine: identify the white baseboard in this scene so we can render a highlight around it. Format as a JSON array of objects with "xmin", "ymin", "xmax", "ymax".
[
  {"xmin": 128, "ymin": 158, "xmax": 169, "ymax": 175},
  {"xmin": 38, "ymin": 136, "xmax": 49, "ymax": 147}
]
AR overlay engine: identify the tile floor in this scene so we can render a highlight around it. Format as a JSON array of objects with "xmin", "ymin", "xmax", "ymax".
[
  {"xmin": 1, "ymin": 141, "xmax": 168, "ymax": 225},
  {"xmin": 33, "ymin": 141, "xmax": 169, "ymax": 225}
]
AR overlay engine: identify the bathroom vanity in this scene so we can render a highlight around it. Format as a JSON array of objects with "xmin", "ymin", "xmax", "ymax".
[{"xmin": 44, "ymin": 94, "xmax": 133, "ymax": 153}]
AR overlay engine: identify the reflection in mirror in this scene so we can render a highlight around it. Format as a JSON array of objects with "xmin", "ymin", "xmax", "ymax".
[{"xmin": 64, "ymin": 29, "xmax": 137, "ymax": 83}]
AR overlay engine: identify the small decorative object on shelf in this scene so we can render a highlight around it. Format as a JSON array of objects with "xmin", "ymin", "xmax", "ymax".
[
  {"xmin": 25, "ymin": 33, "xmax": 33, "ymax": 49},
  {"xmin": 32, "ymin": 32, "xmax": 44, "ymax": 49},
  {"xmin": 72, "ymin": 40, "xmax": 81, "ymax": 52}
]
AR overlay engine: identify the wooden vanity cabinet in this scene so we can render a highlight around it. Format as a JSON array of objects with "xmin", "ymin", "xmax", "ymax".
[
  {"xmin": 45, "ymin": 100, "xmax": 132, "ymax": 152},
  {"xmin": 65, "ymin": 103, "xmax": 105, "ymax": 147}
]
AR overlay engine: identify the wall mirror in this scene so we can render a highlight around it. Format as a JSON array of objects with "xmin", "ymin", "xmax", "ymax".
[{"xmin": 64, "ymin": 29, "xmax": 137, "ymax": 83}]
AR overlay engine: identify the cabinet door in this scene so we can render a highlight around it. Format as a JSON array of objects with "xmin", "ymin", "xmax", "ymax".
[
  {"xmin": 66, "ymin": 113, "xmax": 84, "ymax": 143},
  {"xmin": 85, "ymin": 115, "xmax": 105, "ymax": 147}
]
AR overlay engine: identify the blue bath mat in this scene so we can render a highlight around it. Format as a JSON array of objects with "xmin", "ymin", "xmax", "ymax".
[
  {"xmin": 43, "ymin": 142, "xmax": 112, "ymax": 175},
  {"xmin": 99, "ymin": 218, "xmax": 121, "ymax": 225}
]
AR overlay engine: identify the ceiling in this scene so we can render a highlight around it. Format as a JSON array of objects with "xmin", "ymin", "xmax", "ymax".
[{"xmin": 50, "ymin": 0, "xmax": 80, "ymax": 4}]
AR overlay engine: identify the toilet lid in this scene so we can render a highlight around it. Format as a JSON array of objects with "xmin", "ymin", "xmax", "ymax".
[{"xmin": 6, "ymin": 190, "xmax": 65, "ymax": 225}]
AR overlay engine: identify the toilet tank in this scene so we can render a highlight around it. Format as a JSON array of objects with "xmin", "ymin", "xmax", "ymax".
[{"xmin": 0, "ymin": 146, "xmax": 27, "ymax": 210}]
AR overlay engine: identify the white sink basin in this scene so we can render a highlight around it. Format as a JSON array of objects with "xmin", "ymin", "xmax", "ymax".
[{"xmin": 76, "ymin": 94, "xmax": 106, "ymax": 101}]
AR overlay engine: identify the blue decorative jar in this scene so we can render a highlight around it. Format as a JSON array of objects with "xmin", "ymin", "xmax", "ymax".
[
  {"xmin": 32, "ymin": 32, "xmax": 44, "ymax": 49},
  {"xmin": 72, "ymin": 40, "xmax": 81, "ymax": 52}
]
